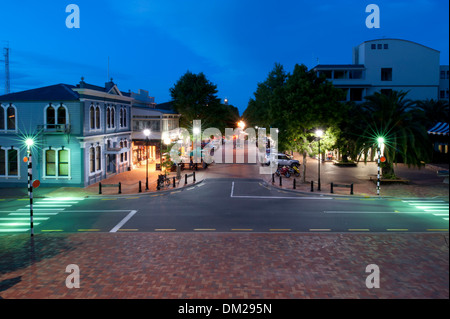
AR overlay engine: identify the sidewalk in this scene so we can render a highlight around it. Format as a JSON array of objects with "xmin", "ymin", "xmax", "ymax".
[{"xmin": 262, "ymin": 153, "xmax": 449, "ymax": 198}]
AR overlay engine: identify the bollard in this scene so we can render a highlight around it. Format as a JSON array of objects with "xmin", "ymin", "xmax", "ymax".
[
  {"xmin": 330, "ymin": 182, "xmax": 334, "ymax": 194},
  {"xmin": 185, "ymin": 174, "xmax": 188, "ymax": 185},
  {"xmin": 193, "ymin": 171, "xmax": 196, "ymax": 183},
  {"xmin": 350, "ymin": 183, "xmax": 354, "ymax": 195},
  {"xmin": 279, "ymin": 176, "xmax": 282, "ymax": 186},
  {"xmin": 272, "ymin": 174, "xmax": 275, "ymax": 184},
  {"xmin": 173, "ymin": 177, "xmax": 176, "ymax": 188},
  {"xmin": 293, "ymin": 179, "xmax": 296, "ymax": 189},
  {"xmin": 118, "ymin": 182, "xmax": 122, "ymax": 194},
  {"xmin": 310, "ymin": 181, "xmax": 314, "ymax": 192},
  {"xmin": 99, "ymin": 182, "xmax": 102, "ymax": 194},
  {"xmin": 139, "ymin": 180, "xmax": 142, "ymax": 193}
]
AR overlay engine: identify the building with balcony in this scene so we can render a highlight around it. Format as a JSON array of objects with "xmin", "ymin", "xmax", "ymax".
[
  {"xmin": 313, "ymin": 39, "xmax": 443, "ymax": 102},
  {"xmin": 0, "ymin": 78, "xmax": 132, "ymax": 187}
]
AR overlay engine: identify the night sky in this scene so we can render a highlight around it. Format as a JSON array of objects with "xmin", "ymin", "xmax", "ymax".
[{"xmin": 1, "ymin": 0, "xmax": 448, "ymax": 114}]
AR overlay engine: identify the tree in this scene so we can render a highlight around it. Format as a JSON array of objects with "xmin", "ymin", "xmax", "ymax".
[
  {"xmin": 355, "ymin": 91, "xmax": 431, "ymax": 178},
  {"xmin": 414, "ymin": 98, "xmax": 449, "ymax": 128},
  {"xmin": 271, "ymin": 64, "xmax": 347, "ymax": 182},
  {"xmin": 243, "ymin": 63, "xmax": 288, "ymax": 129},
  {"xmin": 170, "ymin": 71, "xmax": 222, "ymax": 129}
]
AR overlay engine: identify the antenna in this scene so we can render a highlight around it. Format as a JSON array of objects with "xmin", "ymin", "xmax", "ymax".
[
  {"xmin": 107, "ymin": 56, "xmax": 110, "ymax": 81},
  {"xmin": 3, "ymin": 42, "xmax": 10, "ymax": 94}
]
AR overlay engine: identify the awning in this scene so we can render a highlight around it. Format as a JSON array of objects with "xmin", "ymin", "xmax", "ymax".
[{"xmin": 428, "ymin": 122, "xmax": 449, "ymax": 136}]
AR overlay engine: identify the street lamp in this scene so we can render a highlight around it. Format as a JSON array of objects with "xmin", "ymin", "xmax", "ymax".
[
  {"xmin": 376, "ymin": 136, "xmax": 385, "ymax": 196},
  {"xmin": 24, "ymin": 138, "xmax": 35, "ymax": 236},
  {"xmin": 143, "ymin": 129, "xmax": 151, "ymax": 190},
  {"xmin": 315, "ymin": 129, "xmax": 324, "ymax": 191}
]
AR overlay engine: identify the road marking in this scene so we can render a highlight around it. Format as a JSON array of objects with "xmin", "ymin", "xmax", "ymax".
[
  {"xmin": 187, "ymin": 187, "xmax": 196, "ymax": 190},
  {"xmin": 324, "ymin": 211, "xmax": 429, "ymax": 214},
  {"xmin": 101, "ymin": 198, "xmax": 117, "ymax": 200},
  {"xmin": 0, "ymin": 228, "xmax": 30, "ymax": 232},
  {"xmin": 78, "ymin": 229, "xmax": 100, "ymax": 232},
  {"xmin": 231, "ymin": 229, "xmax": 253, "ymax": 231},
  {"xmin": 348, "ymin": 229, "xmax": 370, "ymax": 231},
  {"xmin": 117, "ymin": 229, "xmax": 139, "ymax": 232},
  {"xmin": 426, "ymin": 229, "xmax": 449, "ymax": 232},
  {"xmin": 154, "ymin": 229, "xmax": 176, "ymax": 231},
  {"xmin": 194, "ymin": 228, "xmax": 216, "ymax": 231},
  {"xmin": 387, "ymin": 229, "xmax": 409, "ymax": 231},
  {"xmin": 309, "ymin": 229, "xmax": 331, "ymax": 232},
  {"xmin": 0, "ymin": 217, "xmax": 49, "ymax": 221},
  {"xmin": 109, "ymin": 210, "xmax": 138, "ymax": 233},
  {"xmin": 171, "ymin": 191, "xmax": 181, "ymax": 194},
  {"xmin": 269, "ymin": 229, "xmax": 292, "ymax": 232},
  {"xmin": 41, "ymin": 229, "xmax": 63, "ymax": 232}
]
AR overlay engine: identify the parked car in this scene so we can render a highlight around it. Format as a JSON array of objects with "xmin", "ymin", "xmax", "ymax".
[{"xmin": 264, "ymin": 152, "xmax": 300, "ymax": 167}]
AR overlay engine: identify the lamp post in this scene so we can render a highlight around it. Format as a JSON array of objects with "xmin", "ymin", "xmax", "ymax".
[
  {"xmin": 315, "ymin": 129, "xmax": 324, "ymax": 191},
  {"xmin": 25, "ymin": 138, "xmax": 34, "ymax": 236},
  {"xmin": 143, "ymin": 129, "xmax": 151, "ymax": 190},
  {"xmin": 376, "ymin": 137, "xmax": 385, "ymax": 196}
]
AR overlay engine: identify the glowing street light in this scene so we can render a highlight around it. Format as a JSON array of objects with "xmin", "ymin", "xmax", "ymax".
[
  {"xmin": 237, "ymin": 120, "xmax": 246, "ymax": 130},
  {"xmin": 376, "ymin": 136, "xmax": 385, "ymax": 196},
  {"xmin": 315, "ymin": 129, "xmax": 324, "ymax": 191}
]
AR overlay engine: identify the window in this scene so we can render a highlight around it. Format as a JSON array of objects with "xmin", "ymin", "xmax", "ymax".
[
  {"xmin": 371, "ymin": 44, "xmax": 376, "ymax": 50},
  {"xmin": 46, "ymin": 149, "xmax": 56, "ymax": 176},
  {"xmin": 440, "ymin": 90, "xmax": 446, "ymax": 99},
  {"xmin": 0, "ymin": 148, "xmax": 5, "ymax": 175},
  {"xmin": 0, "ymin": 106, "xmax": 4, "ymax": 130},
  {"xmin": 447, "ymin": 71, "xmax": 449, "ymax": 79},
  {"xmin": 350, "ymin": 88, "xmax": 364, "ymax": 101},
  {"xmin": 7, "ymin": 148, "xmax": 18, "ymax": 176},
  {"xmin": 384, "ymin": 44, "xmax": 388, "ymax": 49},
  {"xmin": 57, "ymin": 105, "xmax": 66, "ymax": 125},
  {"xmin": 95, "ymin": 146, "xmax": 101, "ymax": 171},
  {"xmin": 119, "ymin": 109, "xmax": 124, "ymax": 127},
  {"xmin": 90, "ymin": 105, "xmax": 95, "ymax": 129},
  {"xmin": 441, "ymin": 71, "xmax": 446, "ymax": 79},
  {"xmin": 320, "ymin": 70, "xmax": 332, "ymax": 79},
  {"xmin": 95, "ymin": 105, "xmax": 100, "ymax": 129},
  {"xmin": 381, "ymin": 68, "xmax": 392, "ymax": 81},
  {"xmin": 334, "ymin": 70, "xmax": 347, "ymax": 79},
  {"xmin": 111, "ymin": 107, "xmax": 115, "ymax": 128},
  {"xmin": 377, "ymin": 44, "xmax": 382, "ymax": 49},
  {"xmin": 46, "ymin": 105, "xmax": 56, "ymax": 128},
  {"xmin": 123, "ymin": 108, "xmax": 127, "ymax": 127},
  {"xmin": 106, "ymin": 107, "xmax": 111, "ymax": 129},
  {"xmin": 58, "ymin": 149, "xmax": 69, "ymax": 176},
  {"xmin": 89, "ymin": 147, "xmax": 95, "ymax": 173},
  {"xmin": 6, "ymin": 105, "xmax": 15, "ymax": 130}
]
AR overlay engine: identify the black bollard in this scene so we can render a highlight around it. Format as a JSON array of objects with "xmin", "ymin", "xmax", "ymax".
[
  {"xmin": 293, "ymin": 179, "xmax": 296, "ymax": 189},
  {"xmin": 173, "ymin": 177, "xmax": 176, "ymax": 188},
  {"xmin": 279, "ymin": 176, "xmax": 282, "ymax": 186},
  {"xmin": 185, "ymin": 174, "xmax": 188, "ymax": 185},
  {"xmin": 330, "ymin": 182, "xmax": 334, "ymax": 194},
  {"xmin": 118, "ymin": 182, "xmax": 122, "ymax": 194},
  {"xmin": 350, "ymin": 183, "xmax": 354, "ymax": 195},
  {"xmin": 193, "ymin": 171, "xmax": 196, "ymax": 183},
  {"xmin": 99, "ymin": 182, "xmax": 102, "ymax": 194},
  {"xmin": 310, "ymin": 181, "xmax": 314, "ymax": 192},
  {"xmin": 139, "ymin": 180, "xmax": 142, "ymax": 193}
]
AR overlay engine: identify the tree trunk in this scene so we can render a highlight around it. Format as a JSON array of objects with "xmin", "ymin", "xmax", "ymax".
[{"xmin": 302, "ymin": 151, "xmax": 307, "ymax": 183}]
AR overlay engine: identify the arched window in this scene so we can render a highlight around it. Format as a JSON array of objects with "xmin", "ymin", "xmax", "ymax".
[
  {"xmin": 47, "ymin": 105, "xmax": 56, "ymax": 129},
  {"xmin": 95, "ymin": 105, "xmax": 100, "ymax": 129},
  {"xmin": 6, "ymin": 105, "xmax": 16, "ymax": 130},
  {"xmin": 90, "ymin": 105, "xmax": 95, "ymax": 130},
  {"xmin": 111, "ymin": 107, "xmax": 115, "ymax": 128},
  {"xmin": 106, "ymin": 107, "xmax": 111, "ymax": 129},
  {"xmin": 119, "ymin": 108, "xmax": 123, "ymax": 127},
  {"xmin": 89, "ymin": 147, "xmax": 95, "ymax": 173},
  {"xmin": 123, "ymin": 108, "xmax": 127, "ymax": 127},
  {"xmin": 96, "ymin": 146, "xmax": 101, "ymax": 171},
  {"xmin": 57, "ymin": 105, "xmax": 66, "ymax": 125},
  {"xmin": 0, "ymin": 106, "xmax": 5, "ymax": 130}
]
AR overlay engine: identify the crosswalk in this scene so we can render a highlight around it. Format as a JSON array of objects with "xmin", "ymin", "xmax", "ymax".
[
  {"xmin": 402, "ymin": 199, "xmax": 449, "ymax": 221},
  {"xmin": 0, "ymin": 197, "xmax": 85, "ymax": 233}
]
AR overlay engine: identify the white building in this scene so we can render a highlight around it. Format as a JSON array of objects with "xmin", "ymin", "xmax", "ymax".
[{"xmin": 313, "ymin": 39, "xmax": 444, "ymax": 102}]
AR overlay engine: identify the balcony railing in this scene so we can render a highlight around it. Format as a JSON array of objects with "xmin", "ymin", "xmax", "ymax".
[{"xmin": 37, "ymin": 124, "xmax": 71, "ymax": 133}]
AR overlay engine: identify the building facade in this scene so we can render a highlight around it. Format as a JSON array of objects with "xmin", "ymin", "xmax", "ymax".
[
  {"xmin": 0, "ymin": 79, "xmax": 132, "ymax": 187},
  {"xmin": 313, "ymin": 39, "xmax": 444, "ymax": 102}
]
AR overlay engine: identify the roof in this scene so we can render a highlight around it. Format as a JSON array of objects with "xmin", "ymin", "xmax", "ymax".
[
  {"xmin": 0, "ymin": 84, "xmax": 79, "ymax": 101},
  {"xmin": 313, "ymin": 64, "xmax": 365, "ymax": 69},
  {"xmin": 359, "ymin": 38, "xmax": 440, "ymax": 53},
  {"xmin": 428, "ymin": 122, "xmax": 449, "ymax": 136}
]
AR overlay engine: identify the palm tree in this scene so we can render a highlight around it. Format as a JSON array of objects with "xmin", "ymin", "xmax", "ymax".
[
  {"xmin": 414, "ymin": 99, "xmax": 449, "ymax": 128},
  {"xmin": 355, "ymin": 91, "xmax": 431, "ymax": 178}
]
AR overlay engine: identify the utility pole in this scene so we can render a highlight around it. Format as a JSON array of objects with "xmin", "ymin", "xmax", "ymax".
[{"xmin": 3, "ymin": 43, "xmax": 10, "ymax": 94}]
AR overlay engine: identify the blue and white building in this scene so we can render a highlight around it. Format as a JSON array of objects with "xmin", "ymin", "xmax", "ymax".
[
  {"xmin": 0, "ymin": 78, "xmax": 133, "ymax": 187},
  {"xmin": 313, "ymin": 39, "xmax": 445, "ymax": 102}
]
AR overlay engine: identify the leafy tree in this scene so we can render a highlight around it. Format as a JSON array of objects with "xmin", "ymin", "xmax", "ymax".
[
  {"xmin": 355, "ymin": 91, "xmax": 431, "ymax": 178},
  {"xmin": 170, "ymin": 71, "xmax": 222, "ymax": 129},
  {"xmin": 414, "ymin": 98, "xmax": 449, "ymax": 128},
  {"xmin": 271, "ymin": 64, "xmax": 347, "ymax": 182}
]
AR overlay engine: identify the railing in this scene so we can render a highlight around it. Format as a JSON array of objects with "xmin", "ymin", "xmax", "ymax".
[{"xmin": 37, "ymin": 124, "xmax": 71, "ymax": 133}]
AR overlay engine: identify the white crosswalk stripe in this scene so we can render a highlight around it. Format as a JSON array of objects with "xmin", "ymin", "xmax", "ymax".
[
  {"xmin": 403, "ymin": 200, "xmax": 449, "ymax": 222},
  {"xmin": 0, "ymin": 197, "xmax": 84, "ymax": 233}
]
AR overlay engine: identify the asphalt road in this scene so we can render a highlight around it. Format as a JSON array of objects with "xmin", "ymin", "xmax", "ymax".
[{"xmin": 0, "ymin": 177, "xmax": 448, "ymax": 234}]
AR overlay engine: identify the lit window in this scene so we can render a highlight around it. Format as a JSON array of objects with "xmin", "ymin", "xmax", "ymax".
[
  {"xmin": 46, "ymin": 149, "xmax": 56, "ymax": 176},
  {"xmin": 58, "ymin": 149, "xmax": 69, "ymax": 176}
]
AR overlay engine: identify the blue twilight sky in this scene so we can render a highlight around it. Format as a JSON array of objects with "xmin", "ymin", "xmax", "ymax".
[{"xmin": 0, "ymin": 0, "xmax": 448, "ymax": 115}]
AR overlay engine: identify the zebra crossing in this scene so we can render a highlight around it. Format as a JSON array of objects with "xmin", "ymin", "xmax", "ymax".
[
  {"xmin": 0, "ymin": 197, "xmax": 85, "ymax": 233},
  {"xmin": 402, "ymin": 199, "xmax": 449, "ymax": 221}
]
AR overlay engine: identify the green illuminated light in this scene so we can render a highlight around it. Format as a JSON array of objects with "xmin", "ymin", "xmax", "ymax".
[
  {"xmin": 25, "ymin": 138, "xmax": 35, "ymax": 147},
  {"xmin": 377, "ymin": 137, "xmax": 385, "ymax": 144}
]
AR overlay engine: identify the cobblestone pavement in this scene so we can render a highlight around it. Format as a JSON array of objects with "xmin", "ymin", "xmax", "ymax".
[{"xmin": 0, "ymin": 232, "xmax": 448, "ymax": 299}]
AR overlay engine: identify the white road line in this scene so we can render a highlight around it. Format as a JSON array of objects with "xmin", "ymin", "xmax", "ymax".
[
  {"xmin": 324, "ymin": 211, "xmax": 429, "ymax": 214},
  {"xmin": 230, "ymin": 182, "xmax": 235, "ymax": 197},
  {"xmin": 109, "ymin": 210, "xmax": 138, "ymax": 233}
]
